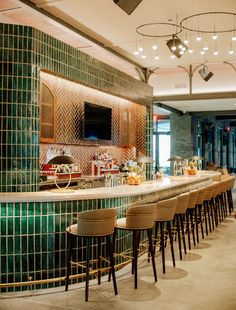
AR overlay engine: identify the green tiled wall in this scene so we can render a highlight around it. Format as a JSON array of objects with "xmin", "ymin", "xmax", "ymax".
[{"xmin": 0, "ymin": 23, "xmax": 153, "ymax": 192}]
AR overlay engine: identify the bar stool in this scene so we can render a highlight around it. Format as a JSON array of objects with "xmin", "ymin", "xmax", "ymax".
[
  {"xmin": 65, "ymin": 208, "xmax": 118, "ymax": 302},
  {"xmin": 173, "ymin": 193, "xmax": 189, "ymax": 260},
  {"xmin": 195, "ymin": 187, "xmax": 206, "ymax": 241},
  {"xmin": 114, "ymin": 203, "xmax": 157, "ymax": 289},
  {"xmin": 186, "ymin": 190, "xmax": 198, "ymax": 250},
  {"xmin": 154, "ymin": 197, "xmax": 177, "ymax": 273},
  {"xmin": 203, "ymin": 185, "xmax": 215, "ymax": 235}
]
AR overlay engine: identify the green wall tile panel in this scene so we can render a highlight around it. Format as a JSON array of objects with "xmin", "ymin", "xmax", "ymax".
[{"xmin": 0, "ymin": 22, "xmax": 152, "ymax": 192}]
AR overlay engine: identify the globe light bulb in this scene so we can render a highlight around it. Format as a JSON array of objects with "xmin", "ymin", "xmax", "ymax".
[
  {"xmin": 212, "ymin": 34, "xmax": 218, "ymax": 40},
  {"xmin": 154, "ymin": 55, "xmax": 160, "ymax": 60},
  {"xmin": 152, "ymin": 44, "xmax": 158, "ymax": 50},
  {"xmin": 141, "ymin": 54, "xmax": 146, "ymax": 59},
  {"xmin": 138, "ymin": 46, "xmax": 143, "ymax": 52},
  {"xmin": 196, "ymin": 36, "xmax": 202, "ymax": 41},
  {"xmin": 134, "ymin": 50, "xmax": 139, "ymax": 55},
  {"xmin": 213, "ymin": 50, "xmax": 219, "ymax": 55}
]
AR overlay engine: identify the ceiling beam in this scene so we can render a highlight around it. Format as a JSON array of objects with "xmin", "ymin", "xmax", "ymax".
[
  {"xmin": 153, "ymin": 102, "xmax": 184, "ymax": 116},
  {"xmin": 18, "ymin": 0, "xmax": 144, "ymax": 71},
  {"xmin": 153, "ymin": 91, "xmax": 236, "ymax": 102}
]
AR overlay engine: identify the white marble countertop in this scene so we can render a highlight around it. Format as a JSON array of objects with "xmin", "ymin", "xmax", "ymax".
[{"xmin": 0, "ymin": 171, "xmax": 220, "ymax": 203}]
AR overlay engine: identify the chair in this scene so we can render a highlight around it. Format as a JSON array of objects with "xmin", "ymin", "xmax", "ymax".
[
  {"xmin": 154, "ymin": 197, "xmax": 177, "ymax": 273},
  {"xmin": 114, "ymin": 203, "xmax": 157, "ymax": 289},
  {"xmin": 186, "ymin": 190, "xmax": 198, "ymax": 250},
  {"xmin": 174, "ymin": 193, "xmax": 190, "ymax": 260},
  {"xmin": 65, "ymin": 208, "xmax": 117, "ymax": 302},
  {"xmin": 195, "ymin": 187, "xmax": 206, "ymax": 241}
]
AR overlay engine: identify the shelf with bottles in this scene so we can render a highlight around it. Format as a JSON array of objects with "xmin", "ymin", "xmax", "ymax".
[{"xmin": 91, "ymin": 149, "xmax": 120, "ymax": 176}]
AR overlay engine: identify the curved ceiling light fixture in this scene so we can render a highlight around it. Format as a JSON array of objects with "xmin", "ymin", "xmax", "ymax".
[{"xmin": 135, "ymin": 22, "xmax": 185, "ymax": 59}]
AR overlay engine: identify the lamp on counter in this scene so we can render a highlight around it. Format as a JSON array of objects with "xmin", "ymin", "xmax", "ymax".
[
  {"xmin": 189, "ymin": 156, "xmax": 204, "ymax": 170},
  {"xmin": 167, "ymin": 155, "xmax": 185, "ymax": 176},
  {"xmin": 136, "ymin": 154, "xmax": 154, "ymax": 181}
]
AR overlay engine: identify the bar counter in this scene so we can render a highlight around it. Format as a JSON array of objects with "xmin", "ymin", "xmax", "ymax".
[{"xmin": 0, "ymin": 171, "xmax": 219, "ymax": 292}]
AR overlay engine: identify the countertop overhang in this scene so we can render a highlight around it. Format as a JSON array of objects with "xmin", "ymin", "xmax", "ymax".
[{"xmin": 0, "ymin": 171, "xmax": 220, "ymax": 203}]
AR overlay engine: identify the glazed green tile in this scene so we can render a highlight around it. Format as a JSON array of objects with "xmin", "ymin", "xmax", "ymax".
[
  {"xmin": 1, "ymin": 218, "xmax": 6, "ymax": 235},
  {"xmin": 1, "ymin": 256, "xmax": 6, "ymax": 273},
  {"xmin": 8, "ymin": 218, "xmax": 13, "ymax": 235}
]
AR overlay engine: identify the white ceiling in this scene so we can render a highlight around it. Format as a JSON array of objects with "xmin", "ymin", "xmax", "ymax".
[{"xmin": 1, "ymin": 0, "xmax": 236, "ymax": 112}]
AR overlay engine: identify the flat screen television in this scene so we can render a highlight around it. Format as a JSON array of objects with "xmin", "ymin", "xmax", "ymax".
[{"xmin": 84, "ymin": 102, "xmax": 112, "ymax": 140}]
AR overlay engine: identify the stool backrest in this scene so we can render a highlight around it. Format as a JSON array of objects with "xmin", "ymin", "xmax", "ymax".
[
  {"xmin": 126, "ymin": 203, "xmax": 156, "ymax": 229},
  {"xmin": 187, "ymin": 190, "xmax": 198, "ymax": 209},
  {"xmin": 175, "ymin": 193, "xmax": 190, "ymax": 214},
  {"xmin": 155, "ymin": 197, "xmax": 177, "ymax": 221},
  {"xmin": 204, "ymin": 185, "xmax": 214, "ymax": 200},
  {"xmin": 196, "ymin": 187, "xmax": 205, "ymax": 205},
  {"xmin": 77, "ymin": 208, "xmax": 116, "ymax": 236}
]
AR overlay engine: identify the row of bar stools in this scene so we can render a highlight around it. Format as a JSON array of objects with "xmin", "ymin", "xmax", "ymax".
[
  {"xmin": 114, "ymin": 203, "xmax": 157, "ymax": 289},
  {"xmin": 154, "ymin": 197, "xmax": 177, "ymax": 273},
  {"xmin": 65, "ymin": 208, "xmax": 118, "ymax": 302}
]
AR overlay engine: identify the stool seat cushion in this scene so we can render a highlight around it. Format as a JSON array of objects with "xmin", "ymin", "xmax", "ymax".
[
  {"xmin": 67, "ymin": 208, "xmax": 116, "ymax": 237},
  {"xmin": 116, "ymin": 203, "xmax": 156, "ymax": 230}
]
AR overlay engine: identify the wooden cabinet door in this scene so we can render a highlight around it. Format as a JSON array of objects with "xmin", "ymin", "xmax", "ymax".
[
  {"xmin": 120, "ymin": 109, "xmax": 136, "ymax": 146},
  {"xmin": 40, "ymin": 82, "xmax": 56, "ymax": 143}
]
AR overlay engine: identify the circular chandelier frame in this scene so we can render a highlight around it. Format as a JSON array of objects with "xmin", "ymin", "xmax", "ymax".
[
  {"xmin": 180, "ymin": 11, "xmax": 236, "ymax": 34},
  {"xmin": 136, "ymin": 22, "xmax": 182, "ymax": 38}
]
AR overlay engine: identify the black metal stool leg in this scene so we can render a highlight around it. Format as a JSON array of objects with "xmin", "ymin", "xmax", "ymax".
[
  {"xmin": 160, "ymin": 222, "xmax": 166, "ymax": 273},
  {"xmin": 98, "ymin": 237, "xmax": 101, "ymax": 285},
  {"xmin": 85, "ymin": 238, "xmax": 91, "ymax": 302},
  {"xmin": 176, "ymin": 215, "xmax": 182, "ymax": 260},
  {"xmin": 186, "ymin": 210, "xmax": 191, "ymax": 250},
  {"xmin": 65, "ymin": 233, "xmax": 72, "ymax": 291},
  {"xmin": 167, "ymin": 221, "xmax": 175, "ymax": 268},
  {"xmin": 203, "ymin": 202, "xmax": 209, "ymax": 236},
  {"xmin": 189, "ymin": 209, "xmax": 196, "ymax": 246},
  {"xmin": 180, "ymin": 214, "xmax": 187, "ymax": 254},
  {"xmin": 147, "ymin": 228, "xmax": 157, "ymax": 282},
  {"xmin": 106, "ymin": 235, "xmax": 118, "ymax": 295},
  {"xmin": 108, "ymin": 227, "xmax": 116, "ymax": 282}
]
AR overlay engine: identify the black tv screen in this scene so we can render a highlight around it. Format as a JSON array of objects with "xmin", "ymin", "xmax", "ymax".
[{"xmin": 84, "ymin": 102, "xmax": 112, "ymax": 140}]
